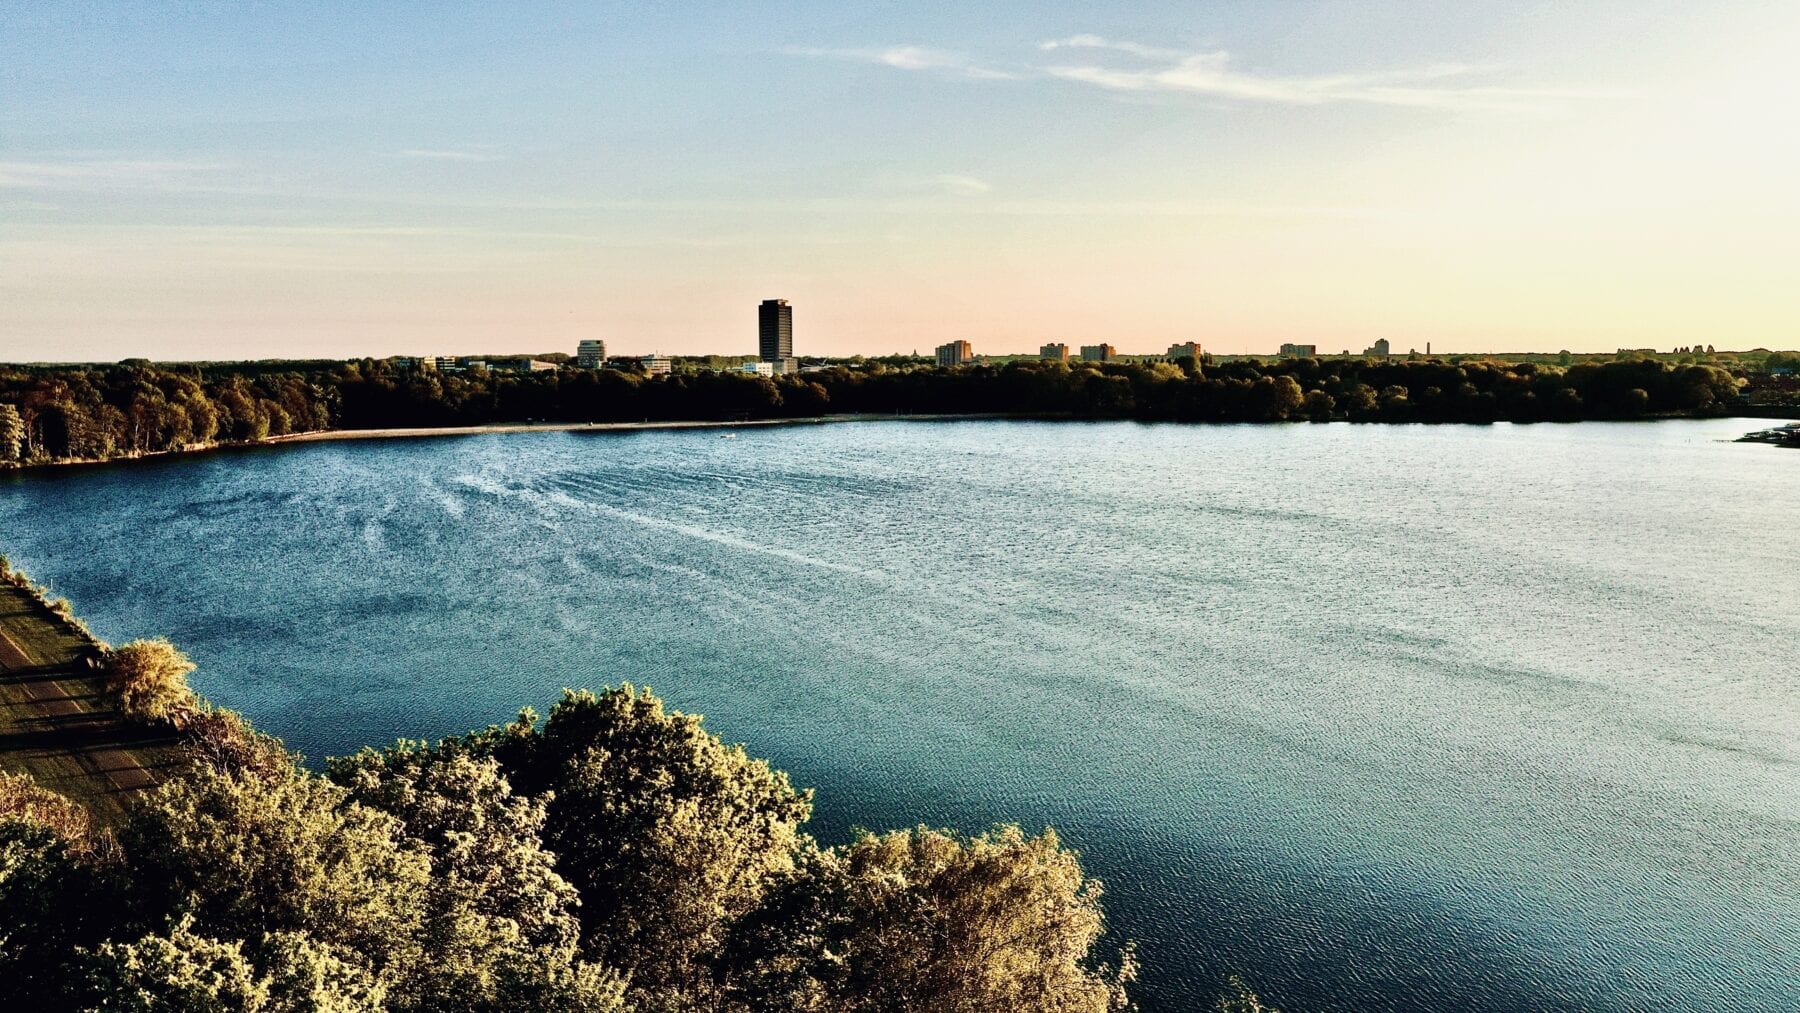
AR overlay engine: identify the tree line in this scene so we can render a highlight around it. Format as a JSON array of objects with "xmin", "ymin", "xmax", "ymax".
[
  {"xmin": 0, "ymin": 363, "xmax": 334, "ymax": 464},
  {"xmin": 1, "ymin": 355, "xmax": 1743, "ymax": 466}
]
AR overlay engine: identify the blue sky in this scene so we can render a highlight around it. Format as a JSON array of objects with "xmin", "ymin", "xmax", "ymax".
[{"xmin": 3, "ymin": 2, "xmax": 1797, "ymax": 360}]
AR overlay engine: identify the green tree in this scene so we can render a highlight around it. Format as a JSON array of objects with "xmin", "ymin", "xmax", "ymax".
[
  {"xmin": 483, "ymin": 686, "xmax": 813, "ymax": 1004},
  {"xmin": 0, "ymin": 402, "xmax": 24, "ymax": 462},
  {"xmin": 79, "ymin": 918, "xmax": 391, "ymax": 1013},
  {"xmin": 1267, "ymin": 375, "xmax": 1305, "ymax": 419},
  {"xmin": 81, "ymin": 917, "xmax": 270, "ymax": 1013},
  {"xmin": 1, "ymin": 815, "xmax": 119, "ymax": 1008},
  {"xmin": 328, "ymin": 743, "xmax": 623, "ymax": 1012},
  {"xmin": 1300, "ymin": 389, "xmax": 1336, "ymax": 422},
  {"xmin": 119, "ymin": 765, "xmax": 432, "ymax": 986},
  {"xmin": 726, "ymin": 825, "xmax": 1134, "ymax": 1013}
]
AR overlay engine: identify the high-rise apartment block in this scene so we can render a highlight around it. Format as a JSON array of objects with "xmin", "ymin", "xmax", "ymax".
[
  {"xmin": 1363, "ymin": 338, "xmax": 1391, "ymax": 358},
  {"xmin": 1079, "ymin": 344, "xmax": 1116, "ymax": 363},
  {"xmin": 577, "ymin": 339, "xmax": 607, "ymax": 368},
  {"xmin": 1040, "ymin": 343, "xmax": 1069, "ymax": 361},
  {"xmin": 757, "ymin": 299, "xmax": 795, "ymax": 374},
  {"xmin": 1279, "ymin": 343, "xmax": 1318, "ymax": 357},
  {"xmin": 936, "ymin": 340, "xmax": 974, "ymax": 366},
  {"xmin": 1166, "ymin": 342, "xmax": 1204, "ymax": 360},
  {"xmin": 759, "ymin": 299, "xmax": 792, "ymax": 361}
]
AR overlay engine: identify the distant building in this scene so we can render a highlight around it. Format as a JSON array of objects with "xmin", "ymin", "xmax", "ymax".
[
  {"xmin": 759, "ymin": 299, "xmax": 793, "ymax": 363},
  {"xmin": 393, "ymin": 356, "xmax": 434, "ymax": 372},
  {"xmin": 511, "ymin": 359, "xmax": 558, "ymax": 372},
  {"xmin": 640, "ymin": 355, "xmax": 672, "ymax": 376},
  {"xmin": 736, "ymin": 361, "xmax": 774, "ymax": 377},
  {"xmin": 1363, "ymin": 338, "xmax": 1391, "ymax": 358},
  {"xmin": 576, "ymin": 339, "xmax": 607, "ymax": 368},
  {"xmin": 1079, "ymin": 344, "xmax": 1116, "ymax": 363},
  {"xmin": 1278, "ymin": 343, "xmax": 1317, "ymax": 358},
  {"xmin": 429, "ymin": 356, "xmax": 460, "ymax": 371},
  {"xmin": 768, "ymin": 357, "xmax": 797, "ymax": 376},
  {"xmin": 1040, "ymin": 342, "xmax": 1070, "ymax": 362},
  {"xmin": 1166, "ymin": 341, "xmax": 1204, "ymax": 361},
  {"xmin": 936, "ymin": 340, "xmax": 974, "ymax": 367}
]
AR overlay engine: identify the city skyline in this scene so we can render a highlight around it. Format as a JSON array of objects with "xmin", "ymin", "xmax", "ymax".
[{"xmin": 4, "ymin": 3, "xmax": 1798, "ymax": 362}]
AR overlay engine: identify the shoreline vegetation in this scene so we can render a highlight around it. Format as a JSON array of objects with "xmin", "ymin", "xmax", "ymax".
[
  {"xmin": 0, "ymin": 565, "xmax": 1293, "ymax": 1012},
  {"xmin": 2, "ymin": 352, "xmax": 1791, "ymax": 473}
]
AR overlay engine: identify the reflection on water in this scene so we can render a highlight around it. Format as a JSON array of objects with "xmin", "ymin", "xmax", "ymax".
[{"xmin": 3, "ymin": 418, "xmax": 1795, "ymax": 1012}]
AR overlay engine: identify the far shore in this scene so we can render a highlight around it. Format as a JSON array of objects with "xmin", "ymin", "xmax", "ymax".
[
  {"xmin": 4, "ymin": 408, "xmax": 1792, "ymax": 476},
  {"xmin": 263, "ymin": 411, "xmax": 1015, "ymax": 446},
  {"xmin": 0, "ymin": 413, "xmax": 1024, "ymax": 474}
]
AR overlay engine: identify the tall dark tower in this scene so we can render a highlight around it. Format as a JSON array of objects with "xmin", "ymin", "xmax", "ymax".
[{"xmin": 758, "ymin": 299, "xmax": 792, "ymax": 362}]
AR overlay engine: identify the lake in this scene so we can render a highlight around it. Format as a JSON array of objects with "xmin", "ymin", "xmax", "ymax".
[{"xmin": 3, "ymin": 418, "xmax": 1795, "ymax": 1012}]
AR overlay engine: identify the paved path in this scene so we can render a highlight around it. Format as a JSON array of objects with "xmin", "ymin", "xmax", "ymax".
[{"xmin": 0, "ymin": 589, "xmax": 179, "ymax": 823}]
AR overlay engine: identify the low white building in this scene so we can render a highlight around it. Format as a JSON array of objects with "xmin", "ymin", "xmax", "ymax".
[
  {"xmin": 737, "ymin": 361, "xmax": 774, "ymax": 377},
  {"xmin": 640, "ymin": 355, "xmax": 672, "ymax": 376}
]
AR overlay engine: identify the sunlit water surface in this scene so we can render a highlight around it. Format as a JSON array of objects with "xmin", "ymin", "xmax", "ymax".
[{"xmin": 4, "ymin": 419, "xmax": 1795, "ymax": 1012}]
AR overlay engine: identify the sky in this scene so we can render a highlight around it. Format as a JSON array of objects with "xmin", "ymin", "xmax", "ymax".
[{"xmin": 3, "ymin": 1, "xmax": 1798, "ymax": 362}]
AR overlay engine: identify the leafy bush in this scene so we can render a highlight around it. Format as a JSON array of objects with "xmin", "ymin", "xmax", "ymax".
[{"xmin": 104, "ymin": 639, "xmax": 199, "ymax": 723}]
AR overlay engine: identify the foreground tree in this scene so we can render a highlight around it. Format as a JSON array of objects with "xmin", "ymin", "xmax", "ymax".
[
  {"xmin": 0, "ymin": 814, "xmax": 120, "ymax": 1008},
  {"xmin": 79, "ymin": 916, "xmax": 390, "ymax": 1013},
  {"xmin": 474, "ymin": 686, "xmax": 814, "ymax": 1006},
  {"xmin": 327, "ymin": 743, "xmax": 624, "ymax": 1012},
  {"xmin": 118, "ymin": 764, "xmax": 432, "ymax": 988},
  {"xmin": 726, "ymin": 825, "xmax": 1135, "ymax": 1013},
  {"xmin": 0, "ymin": 678, "xmax": 1137, "ymax": 1011},
  {"xmin": 104, "ymin": 638, "xmax": 199, "ymax": 723}
]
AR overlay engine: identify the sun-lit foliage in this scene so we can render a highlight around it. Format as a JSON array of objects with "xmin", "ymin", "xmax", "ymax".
[
  {"xmin": 0, "ymin": 770, "xmax": 93, "ymax": 847},
  {"xmin": 104, "ymin": 638, "xmax": 200, "ymax": 724},
  {"xmin": 0, "ymin": 353, "xmax": 1761, "ymax": 468},
  {"xmin": 726, "ymin": 825, "xmax": 1136, "ymax": 1012},
  {"xmin": 1, "ymin": 675, "xmax": 1138, "ymax": 1012}
]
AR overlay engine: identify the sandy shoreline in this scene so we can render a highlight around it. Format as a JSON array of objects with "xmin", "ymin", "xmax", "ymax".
[
  {"xmin": 0, "ymin": 413, "xmax": 1018, "ymax": 473},
  {"xmin": 263, "ymin": 412, "xmax": 1009, "ymax": 445},
  {"xmin": 6, "ymin": 409, "xmax": 1780, "ymax": 474}
]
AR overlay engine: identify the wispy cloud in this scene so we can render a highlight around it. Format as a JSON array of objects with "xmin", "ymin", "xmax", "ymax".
[
  {"xmin": 934, "ymin": 174, "xmax": 993, "ymax": 196},
  {"xmin": 783, "ymin": 45, "xmax": 1019, "ymax": 80},
  {"xmin": 0, "ymin": 159, "xmax": 241, "ymax": 190},
  {"xmin": 1041, "ymin": 40, "xmax": 1632, "ymax": 112},
  {"xmin": 791, "ymin": 35, "xmax": 1633, "ymax": 114},
  {"xmin": 393, "ymin": 148, "xmax": 506, "ymax": 163},
  {"xmin": 1038, "ymin": 35, "xmax": 1186, "ymax": 61}
]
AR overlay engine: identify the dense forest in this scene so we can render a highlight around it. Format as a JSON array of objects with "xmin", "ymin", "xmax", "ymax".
[
  {"xmin": 1, "ymin": 626, "xmax": 1168, "ymax": 1012},
  {"xmin": 0, "ymin": 355, "xmax": 1747, "ymax": 467}
]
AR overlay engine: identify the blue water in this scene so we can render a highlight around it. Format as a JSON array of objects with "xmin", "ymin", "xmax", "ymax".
[{"xmin": 3, "ymin": 418, "xmax": 1796, "ymax": 1012}]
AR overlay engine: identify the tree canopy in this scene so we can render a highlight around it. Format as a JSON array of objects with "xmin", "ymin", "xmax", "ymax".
[{"xmin": 0, "ymin": 679, "xmax": 1147, "ymax": 1013}]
